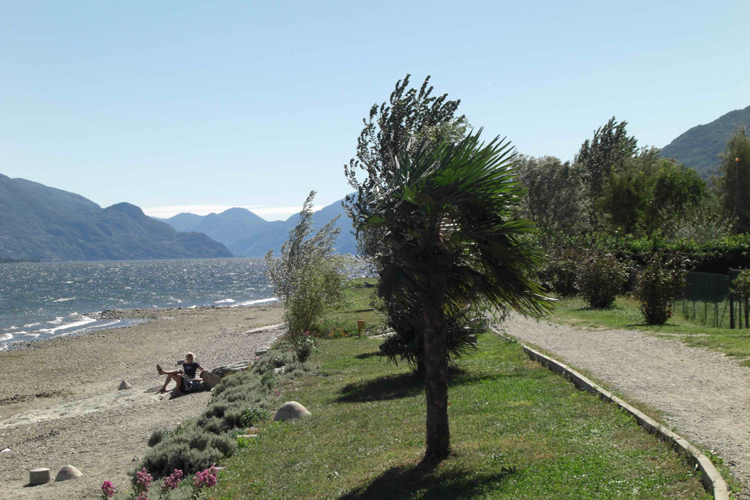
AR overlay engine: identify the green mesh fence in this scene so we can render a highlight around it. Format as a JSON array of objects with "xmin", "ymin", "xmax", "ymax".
[{"xmin": 675, "ymin": 270, "xmax": 747, "ymax": 328}]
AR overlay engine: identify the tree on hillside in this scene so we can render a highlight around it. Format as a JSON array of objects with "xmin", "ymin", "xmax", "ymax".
[
  {"xmin": 265, "ymin": 191, "xmax": 345, "ymax": 335},
  {"xmin": 715, "ymin": 127, "xmax": 750, "ymax": 233},
  {"xmin": 354, "ymin": 131, "xmax": 550, "ymax": 461},
  {"xmin": 515, "ymin": 155, "xmax": 588, "ymax": 235}
]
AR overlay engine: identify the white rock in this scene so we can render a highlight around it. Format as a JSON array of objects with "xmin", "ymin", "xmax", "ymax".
[
  {"xmin": 29, "ymin": 468, "xmax": 50, "ymax": 485},
  {"xmin": 55, "ymin": 465, "xmax": 82, "ymax": 481},
  {"xmin": 118, "ymin": 380, "xmax": 132, "ymax": 390},
  {"xmin": 273, "ymin": 401, "xmax": 311, "ymax": 422}
]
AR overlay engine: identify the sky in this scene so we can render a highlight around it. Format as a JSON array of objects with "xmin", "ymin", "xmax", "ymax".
[{"xmin": 1, "ymin": 1, "xmax": 749, "ymax": 220}]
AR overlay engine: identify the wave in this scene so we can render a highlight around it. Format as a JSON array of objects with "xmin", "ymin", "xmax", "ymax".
[
  {"xmin": 214, "ymin": 298, "xmax": 236, "ymax": 304},
  {"xmin": 0, "ymin": 333, "xmax": 13, "ymax": 341},
  {"xmin": 52, "ymin": 297, "xmax": 76, "ymax": 303},
  {"xmin": 231, "ymin": 297, "xmax": 277, "ymax": 307},
  {"xmin": 37, "ymin": 313, "xmax": 96, "ymax": 335}
]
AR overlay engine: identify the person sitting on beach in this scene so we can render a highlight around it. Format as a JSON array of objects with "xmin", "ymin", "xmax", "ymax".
[{"xmin": 156, "ymin": 352, "xmax": 206, "ymax": 395}]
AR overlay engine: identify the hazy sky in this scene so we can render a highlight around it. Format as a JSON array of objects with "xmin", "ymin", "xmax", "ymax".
[{"xmin": 2, "ymin": 1, "xmax": 748, "ymax": 220}]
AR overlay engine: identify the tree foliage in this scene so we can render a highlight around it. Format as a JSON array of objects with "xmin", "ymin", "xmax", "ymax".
[
  {"xmin": 715, "ymin": 127, "xmax": 750, "ymax": 233},
  {"xmin": 354, "ymin": 129, "xmax": 550, "ymax": 461},
  {"xmin": 515, "ymin": 156, "xmax": 588, "ymax": 235},
  {"xmin": 265, "ymin": 191, "xmax": 345, "ymax": 335},
  {"xmin": 576, "ymin": 116, "xmax": 639, "ymax": 202},
  {"xmin": 344, "ymin": 74, "xmax": 468, "ymax": 259}
]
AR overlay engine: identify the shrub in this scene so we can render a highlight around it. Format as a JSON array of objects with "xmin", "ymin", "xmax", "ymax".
[
  {"xmin": 539, "ymin": 250, "xmax": 579, "ymax": 297},
  {"xmin": 732, "ymin": 268, "xmax": 750, "ymax": 298},
  {"xmin": 577, "ymin": 250, "xmax": 629, "ymax": 309},
  {"xmin": 265, "ymin": 191, "xmax": 346, "ymax": 336},
  {"xmin": 636, "ymin": 253, "xmax": 688, "ymax": 325},
  {"xmin": 293, "ymin": 331, "xmax": 316, "ymax": 362}
]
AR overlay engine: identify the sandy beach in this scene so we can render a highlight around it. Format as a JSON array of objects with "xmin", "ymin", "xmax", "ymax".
[{"xmin": 0, "ymin": 304, "xmax": 285, "ymax": 499}]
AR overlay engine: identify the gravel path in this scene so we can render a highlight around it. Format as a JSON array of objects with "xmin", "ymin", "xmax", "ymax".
[
  {"xmin": 504, "ymin": 314, "xmax": 750, "ymax": 498},
  {"xmin": 0, "ymin": 305, "xmax": 285, "ymax": 499}
]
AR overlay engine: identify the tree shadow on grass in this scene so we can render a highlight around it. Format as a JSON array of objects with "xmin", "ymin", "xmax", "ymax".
[
  {"xmin": 354, "ymin": 351, "xmax": 382, "ymax": 360},
  {"xmin": 337, "ymin": 371, "xmax": 524, "ymax": 403},
  {"xmin": 337, "ymin": 372, "xmax": 423, "ymax": 403},
  {"xmin": 339, "ymin": 459, "xmax": 517, "ymax": 500}
]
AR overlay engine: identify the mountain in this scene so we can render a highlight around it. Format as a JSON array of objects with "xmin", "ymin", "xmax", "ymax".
[
  {"xmin": 661, "ymin": 105, "xmax": 750, "ymax": 178},
  {"xmin": 161, "ymin": 198, "xmax": 357, "ymax": 257},
  {"xmin": 0, "ymin": 174, "xmax": 233, "ymax": 261}
]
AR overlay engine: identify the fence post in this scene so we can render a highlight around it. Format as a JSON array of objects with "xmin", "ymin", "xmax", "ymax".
[{"xmin": 730, "ymin": 293, "xmax": 735, "ymax": 329}]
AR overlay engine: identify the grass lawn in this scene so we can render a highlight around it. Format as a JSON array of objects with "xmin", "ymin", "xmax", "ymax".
[
  {"xmin": 551, "ymin": 296, "xmax": 750, "ymax": 367},
  {"xmin": 213, "ymin": 332, "xmax": 709, "ymax": 499}
]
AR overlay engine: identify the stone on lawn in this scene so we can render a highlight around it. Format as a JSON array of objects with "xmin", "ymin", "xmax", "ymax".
[
  {"xmin": 273, "ymin": 401, "xmax": 311, "ymax": 422},
  {"xmin": 55, "ymin": 465, "xmax": 82, "ymax": 481},
  {"xmin": 29, "ymin": 468, "xmax": 50, "ymax": 485},
  {"xmin": 118, "ymin": 380, "xmax": 132, "ymax": 390}
]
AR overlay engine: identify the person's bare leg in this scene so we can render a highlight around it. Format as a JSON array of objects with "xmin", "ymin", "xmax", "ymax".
[
  {"xmin": 157, "ymin": 364, "xmax": 180, "ymax": 377},
  {"xmin": 158, "ymin": 375, "xmax": 172, "ymax": 392},
  {"xmin": 171, "ymin": 374, "xmax": 184, "ymax": 396}
]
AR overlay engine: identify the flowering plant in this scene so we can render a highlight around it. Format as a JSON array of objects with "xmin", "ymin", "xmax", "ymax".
[
  {"xmin": 132, "ymin": 467, "xmax": 153, "ymax": 498},
  {"xmin": 160, "ymin": 469, "xmax": 184, "ymax": 498},
  {"xmin": 100, "ymin": 480, "xmax": 116, "ymax": 499},
  {"xmin": 191, "ymin": 466, "xmax": 218, "ymax": 498}
]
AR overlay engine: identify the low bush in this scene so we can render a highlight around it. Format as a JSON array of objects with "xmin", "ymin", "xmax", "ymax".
[
  {"xmin": 539, "ymin": 250, "xmax": 579, "ymax": 297},
  {"xmin": 636, "ymin": 253, "xmax": 688, "ymax": 325},
  {"xmin": 577, "ymin": 251, "xmax": 629, "ymax": 309}
]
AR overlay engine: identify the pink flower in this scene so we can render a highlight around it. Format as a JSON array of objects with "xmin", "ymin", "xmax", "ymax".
[
  {"xmin": 134, "ymin": 492, "xmax": 148, "ymax": 500},
  {"xmin": 100, "ymin": 480, "xmax": 116, "ymax": 498},
  {"xmin": 193, "ymin": 466, "xmax": 218, "ymax": 490},
  {"xmin": 135, "ymin": 467, "xmax": 153, "ymax": 492},
  {"xmin": 161, "ymin": 469, "xmax": 183, "ymax": 491}
]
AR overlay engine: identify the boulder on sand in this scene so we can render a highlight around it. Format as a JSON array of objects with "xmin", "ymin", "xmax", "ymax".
[
  {"xmin": 273, "ymin": 401, "xmax": 311, "ymax": 422},
  {"xmin": 118, "ymin": 380, "xmax": 132, "ymax": 390},
  {"xmin": 200, "ymin": 371, "xmax": 222, "ymax": 389},
  {"xmin": 29, "ymin": 468, "xmax": 50, "ymax": 485},
  {"xmin": 211, "ymin": 361, "xmax": 252, "ymax": 378},
  {"xmin": 55, "ymin": 465, "xmax": 82, "ymax": 481}
]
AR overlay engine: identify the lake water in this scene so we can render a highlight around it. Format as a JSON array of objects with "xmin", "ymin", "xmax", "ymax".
[{"xmin": 0, "ymin": 258, "xmax": 276, "ymax": 351}]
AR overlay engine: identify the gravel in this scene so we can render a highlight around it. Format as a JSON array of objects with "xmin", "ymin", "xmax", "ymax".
[{"xmin": 504, "ymin": 314, "xmax": 750, "ymax": 498}]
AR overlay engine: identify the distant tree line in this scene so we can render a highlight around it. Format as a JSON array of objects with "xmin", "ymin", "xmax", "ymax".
[{"xmin": 516, "ymin": 118, "xmax": 750, "ymax": 240}]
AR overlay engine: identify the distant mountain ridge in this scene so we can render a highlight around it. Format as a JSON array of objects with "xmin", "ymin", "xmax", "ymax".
[
  {"xmin": 159, "ymin": 198, "xmax": 358, "ymax": 257},
  {"xmin": 0, "ymin": 174, "xmax": 232, "ymax": 261},
  {"xmin": 661, "ymin": 104, "xmax": 750, "ymax": 178}
]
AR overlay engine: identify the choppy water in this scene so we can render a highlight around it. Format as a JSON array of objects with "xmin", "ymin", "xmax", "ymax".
[{"xmin": 0, "ymin": 258, "xmax": 275, "ymax": 350}]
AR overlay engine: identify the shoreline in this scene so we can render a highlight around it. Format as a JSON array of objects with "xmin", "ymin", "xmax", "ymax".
[
  {"xmin": 0, "ymin": 303, "xmax": 285, "ymax": 499},
  {"xmin": 0, "ymin": 298, "xmax": 279, "ymax": 353}
]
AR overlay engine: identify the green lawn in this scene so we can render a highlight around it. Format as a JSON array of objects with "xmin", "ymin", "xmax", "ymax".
[
  {"xmin": 551, "ymin": 296, "xmax": 750, "ymax": 367},
  {"xmin": 213, "ymin": 332, "xmax": 709, "ymax": 499}
]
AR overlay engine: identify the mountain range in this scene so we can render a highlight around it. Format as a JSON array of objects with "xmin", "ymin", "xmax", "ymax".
[
  {"xmin": 660, "ymin": 104, "xmax": 750, "ymax": 178},
  {"xmin": 157, "ymin": 198, "xmax": 358, "ymax": 257},
  {"xmin": 0, "ymin": 174, "xmax": 232, "ymax": 261}
]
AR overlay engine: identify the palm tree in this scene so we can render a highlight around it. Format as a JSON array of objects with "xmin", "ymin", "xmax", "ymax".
[{"xmin": 356, "ymin": 130, "xmax": 550, "ymax": 461}]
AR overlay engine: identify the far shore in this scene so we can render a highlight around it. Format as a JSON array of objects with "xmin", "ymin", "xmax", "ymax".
[{"xmin": 0, "ymin": 303, "xmax": 285, "ymax": 499}]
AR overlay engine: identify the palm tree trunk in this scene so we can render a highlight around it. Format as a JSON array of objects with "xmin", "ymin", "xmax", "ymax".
[{"xmin": 423, "ymin": 306, "xmax": 450, "ymax": 461}]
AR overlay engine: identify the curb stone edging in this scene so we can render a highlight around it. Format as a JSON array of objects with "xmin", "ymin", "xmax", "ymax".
[{"xmin": 519, "ymin": 343, "xmax": 729, "ymax": 500}]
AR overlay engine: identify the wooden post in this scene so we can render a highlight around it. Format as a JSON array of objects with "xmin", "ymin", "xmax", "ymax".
[
  {"xmin": 730, "ymin": 293, "xmax": 735, "ymax": 329},
  {"xmin": 357, "ymin": 319, "xmax": 365, "ymax": 336}
]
